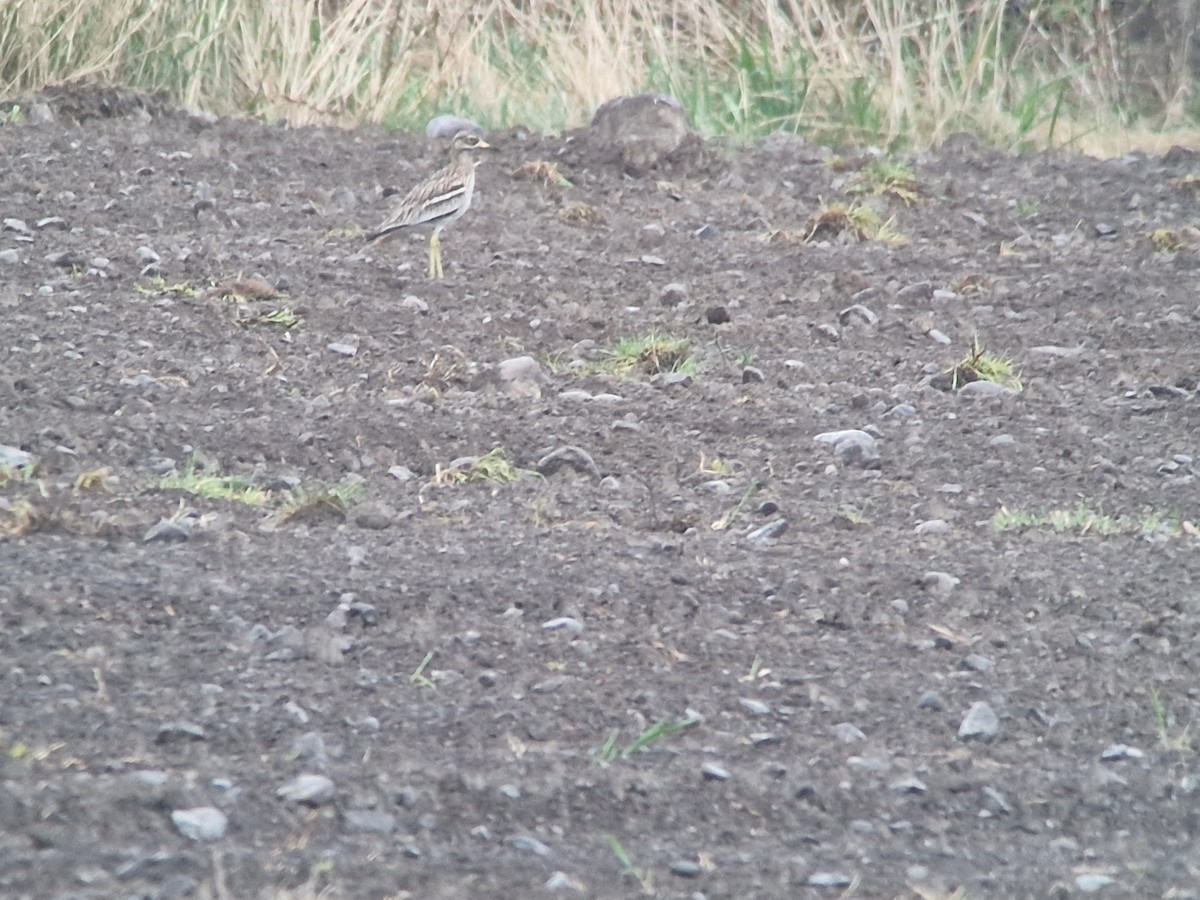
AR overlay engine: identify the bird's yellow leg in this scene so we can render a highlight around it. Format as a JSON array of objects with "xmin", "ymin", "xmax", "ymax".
[{"xmin": 428, "ymin": 229, "xmax": 444, "ymax": 279}]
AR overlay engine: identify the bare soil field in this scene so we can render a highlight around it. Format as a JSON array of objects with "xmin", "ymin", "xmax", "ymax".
[{"xmin": 2, "ymin": 89, "xmax": 1199, "ymax": 899}]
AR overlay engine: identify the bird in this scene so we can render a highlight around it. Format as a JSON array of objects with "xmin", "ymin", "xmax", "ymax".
[{"xmin": 363, "ymin": 131, "xmax": 491, "ymax": 279}]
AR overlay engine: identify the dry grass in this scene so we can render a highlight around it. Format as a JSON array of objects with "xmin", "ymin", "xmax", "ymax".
[{"xmin": 1, "ymin": 0, "xmax": 1197, "ymax": 150}]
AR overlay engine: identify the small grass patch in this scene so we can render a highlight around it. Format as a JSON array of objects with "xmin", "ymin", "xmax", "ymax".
[
  {"xmin": 269, "ymin": 480, "xmax": 363, "ymax": 525},
  {"xmin": 845, "ymin": 159, "xmax": 922, "ymax": 205},
  {"xmin": 943, "ymin": 334, "xmax": 1022, "ymax": 391},
  {"xmin": 134, "ymin": 276, "xmax": 202, "ymax": 298},
  {"xmin": 511, "ymin": 159, "xmax": 573, "ymax": 190},
  {"xmin": 160, "ymin": 458, "xmax": 270, "ymax": 506},
  {"xmin": 604, "ymin": 834, "xmax": 654, "ymax": 894},
  {"xmin": 594, "ymin": 334, "xmax": 696, "ymax": 378},
  {"xmin": 991, "ymin": 504, "xmax": 1189, "ymax": 538},
  {"xmin": 801, "ymin": 201, "xmax": 907, "ymax": 246},
  {"xmin": 1150, "ymin": 691, "xmax": 1193, "ymax": 753},
  {"xmin": 593, "ymin": 715, "xmax": 697, "ymax": 763},
  {"xmin": 430, "ymin": 447, "xmax": 534, "ymax": 486}
]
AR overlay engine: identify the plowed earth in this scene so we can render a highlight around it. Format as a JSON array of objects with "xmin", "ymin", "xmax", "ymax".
[{"xmin": 2, "ymin": 91, "xmax": 1199, "ymax": 899}]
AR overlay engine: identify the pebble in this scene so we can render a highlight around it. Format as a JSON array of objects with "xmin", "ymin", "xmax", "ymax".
[
  {"xmin": 694, "ymin": 223, "xmax": 720, "ymax": 240},
  {"xmin": 831, "ymin": 722, "xmax": 866, "ymax": 743},
  {"xmin": 896, "ymin": 281, "xmax": 932, "ymax": 301},
  {"xmin": 957, "ymin": 701, "xmax": 1000, "ymax": 740},
  {"xmin": 542, "ymin": 616, "xmax": 585, "ymax": 635},
  {"xmin": 0, "ymin": 445, "xmax": 35, "ymax": 468},
  {"xmin": 3, "ymin": 217, "xmax": 29, "ymax": 234},
  {"xmin": 739, "ymin": 698, "xmax": 771, "ymax": 715},
  {"xmin": 400, "ymin": 294, "xmax": 428, "ymax": 313},
  {"xmin": 1075, "ymin": 873, "xmax": 1116, "ymax": 893},
  {"xmin": 958, "ymin": 379, "xmax": 1018, "ymax": 397},
  {"xmin": 171, "ymin": 807, "xmax": 227, "ymax": 842},
  {"xmin": 343, "ymin": 809, "xmax": 397, "ymax": 834},
  {"xmin": 545, "ymin": 871, "xmax": 585, "ymax": 891},
  {"xmin": 669, "ymin": 860, "xmax": 702, "ymax": 877},
  {"xmin": 1100, "ymin": 743, "xmax": 1144, "ymax": 761},
  {"xmin": 920, "ymin": 571, "xmax": 960, "ymax": 595},
  {"xmin": 276, "ymin": 773, "xmax": 336, "ymax": 805},
  {"xmin": 143, "ymin": 518, "xmax": 190, "ymax": 543},
  {"xmin": 891, "ymin": 776, "xmax": 928, "ymax": 793},
  {"xmin": 813, "ymin": 429, "xmax": 879, "ymax": 469},
  {"xmin": 0, "ymin": 248, "xmax": 19, "ymax": 264},
  {"xmin": 808, "ymin": 872, "xmax": 852, "ymax": 887},
  {"xmin": 701, "ymin": 761, "xmax": 731, "ymax": 781},
  {"xmin": 155, "ymin": 721, "xmax": 207, "ymax": 743},
  {"xmin": 327, "ymin": 342, "xmax": 358, "ymax": 357},
  {"xmin": 510, "ymin": 835, "xmax": 552, "ymax": 856},
  {"xmin": 838, "ymin": 303, "xmax": 879, "ymax": 326},
  {"xmin": 961, "ymin": 653, "xmax": 994, "ymax": 672},
  {"xmin": 746, "ymin": 519, "xmax": 788, "ymax": 542},
  {"xmin": 914, "ymin": 518, "xmax": 950, "ymax": 535}
]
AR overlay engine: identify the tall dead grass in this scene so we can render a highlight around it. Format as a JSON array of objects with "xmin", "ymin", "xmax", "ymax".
[{"xmin": 1, "ymin": 0, "xmax": 1195, "ymax": 150}]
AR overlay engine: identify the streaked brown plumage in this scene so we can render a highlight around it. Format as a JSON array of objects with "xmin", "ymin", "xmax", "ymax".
[{"xmin": 364, "ymin": 131, "xmax": 490, "ymax": 279}]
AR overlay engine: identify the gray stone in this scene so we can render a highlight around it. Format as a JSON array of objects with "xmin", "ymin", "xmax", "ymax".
[
  {"xmin": 277, "ymin": 773, "xmax": 336, "ymax": 805},
  {"xmin": 701, "ymin": 761, "xmax": 731, "ymax": 781},
  {"xmin": 343, "ymin": 809, "xmax": 397, "ymax": 834},
  {"xmin": 958, "ymin": 379, "xmax": 1018, "ymax": 397},
  {"xmin": 958, "ymin": 702, "xmax": 1000, "ymax": 740},
  {"xmin": 171, "ymin": 807, "xmax": 227, "ymax": 842},
  {"xmin": 143, "ymin": 518, "xmax": 190, "ymax": 543},
  {"xmin": 832, "ymin": 722, "xmax": 866, "ymax": 742},
  {"xmin": 536, "ymin": 445, "xmax": 600, "ymax": 479},
  {"xmin": 425, "ymin": 115, "xmax": 484, "ymax": 139},
  {"xmin": 747, "ymin": 519, "xmax": 788, "ymax": 542}
]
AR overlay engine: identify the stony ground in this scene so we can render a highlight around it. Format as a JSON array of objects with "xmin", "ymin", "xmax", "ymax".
[{"xmin": 1, "ymin": 88, "xmax": 1199, "ymax": 900}]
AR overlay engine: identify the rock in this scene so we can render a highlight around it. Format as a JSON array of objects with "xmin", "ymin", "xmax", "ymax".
[
  {"xmin": 536, "ymin": 445, "xmax": 601, "ymax": 479},
  {"xmin": 0, "ymin": 248, "xmax": 19, "ymax": 264},
  {"xmin": 425, "ymin": 115, "xmax": 484, "ymax": 138},
  {"xmin": 920, "ymin": 571, "xmax": 960, "ymax": 595},
  {"xmin": 808, "ymin": 872, "xmax": 853, "ymax": 887},
  {"xmin": 343, "ymin": 809, "xmax": 397, "ymax": 834},
  {"xmin": 589, "ymin": 93, "xmax": 690, "ymax": 174},
  {"xmin": 327, "ymin": 342, "xmax": 358, "ymax": 357},
  {"xmin": 958, "ymin": 379, "xmax": 1018, "ymax": 397},
  {"xmin": 659, "ymin": 282, "xmax": 687, "ymax": 306},
  {"xmin": 958, "ymin": 701, "xmax": 1000, "ymax": 740},
  {"xmin": 155, "ymin": 721, "xmax": 206, "ymax": 744},
  {"xmin": 669, "ymin": 860, "xmax": 702, "ymax": 877},
  {"xmin": 838, "ymin": 303, "xmax": 879, "ymax": 326},
  {"xmin": 706, "ymin": 305, "xmax": 731, "ymax": 324},
  {"xmin": 143, "ymin": 518, "xmax": 190, "ymax": 543},
  {"xmin": 739, "ymin": 698, "xmax": 771, "ymax": 715},
  {"xmin": 917, "ymin": 691, "xmax": 945, "ymax": 711},
  {"xmin": 694, "ymin": 223, "xmax": 720, "ymax": 240},
  {"xmin": 1074, "ymin": 873, "xmax": 1116, "ymax": 893},
  {"xmin": 276, "ymin": 773, "xmax": 336, "ymax": 805},
  {"xmin": 542, "ymin": 616, "xmax": 585, "ymax": 635},
  {"xmin": 813, "ymin": 429, "xmax": 880, "ymax": 469},
  {"xmin": 914, "ymin": 518, "xmax": 950, "ymax": 535},
  {"xmin": 638, "ymin": 223, "xmax": 666, "ymax": 248},
  {"xmin": 747, "ymin": 519, "xmax": 788, "ymax": 542},
  {"xmin": 832, "ymin": 722, "xmax": 866, "ymax": 743},
  {"xmin": 171, "ymin": 807, "xmax": 227, "ymax": 842},
  {"xmin": 701, "ymin": 761, "xmax": 731, "ymax": 781},
  {"xmin": 0, "ymin": 445, "xmax": 35, "ymax": 468},
  {"xmin": 510, "ymin": 835, "xmax": 552, "ymax": 856}
]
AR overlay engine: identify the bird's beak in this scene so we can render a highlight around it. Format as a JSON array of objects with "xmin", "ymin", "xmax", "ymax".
[{"xmin": 478, "ymin": 139, "xmax": 492, "ymax": 149}]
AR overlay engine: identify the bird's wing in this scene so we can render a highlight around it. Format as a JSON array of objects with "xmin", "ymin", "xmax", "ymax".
[{"xmin": 366, "ymin": 163, "xmax": 472, "ymax": 242}]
